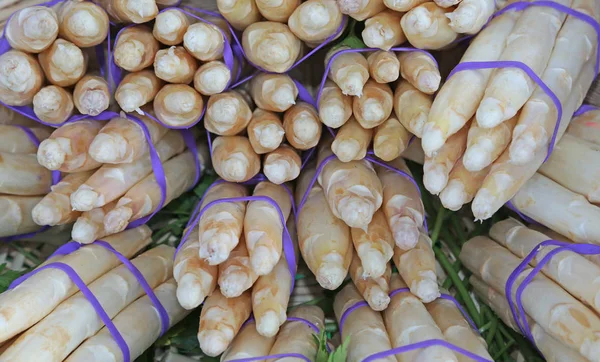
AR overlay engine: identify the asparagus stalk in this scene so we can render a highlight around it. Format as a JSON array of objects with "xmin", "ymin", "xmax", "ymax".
[
  {"xmin": 0, "ymin": 106, "xmax": 40, "ymax": 127},
  {"xmin": 383, "ymin": 0, "xmax": 427, "ymax": 12},
  {"xmin": 317, "ymin": 138, "xmax": 383, "ymax": 229},
  {"xmin": 398, "ymin": 51, "xmax": 441, "ymax": 95},
  {"xmin": 350, "ymin": 209, "xmax": 394, "ymax": 278},
  {"xmin": 242, "ymin": 22, "xmax": 302, "ymax": 73},
  {"xmin": 183, "ymin": 20, "xmax": 231, "ymax": 62},
  {"xmin": 71, "ymin": 201, "xmax": 117, "ymax": 244},
  {"xmin": 337, "ymin": 0, "xmax": 386, "ymax": 21},
  {"xmin": 211, "ymin": 135, "xmax": 261, "ymax": 182},
  {"xmin": 373, "ymin": 115, "xmax": 412, "ymax": 161},
  {"xmin": 0, "ymin": 125, "xmax": 50, "ymax": 154},
  {"xmin": 5, "ymin": 6, "xmax": 58, "ymax": 53},
  {"xmin": 349, "ymin": 251, "xmax": 392, "ymax": 311},
  {"xmin": 263, "ymin": 144, "xmax": 301, "ymax": 184},
  {"xmin": 462, "ymin": 113, "xmax": 518, "ymax": 172},
  {"xmin": 446, "ymin": 0, "xmax": 495, "ymax": 35},
  {"xmin": 0, "ymin": 152, "xmax": 52, "ymax": 195},
  {"xmin": 367, "ymin": 50, "xmax": 400, "ymax": 84},
  {"xmin": 39, "ymin": 39, "xmax": 87, "ymax": 87},
  {"xmin": 317, "ymin": 80, "xmax": 353, "ymax": 128},
  {"xmin": 154, "ymin": 46, "xmax": 198, "ymax": 84},
  {"xmin": 0, "ymin": 226, "xmax": 151, "ymax": 343},
  {"xmin": 95, "ymin": 0, "xmax": 158, "ymax": 23},
  {"xmin": 283, "ymin": 102, "xmax": 322, "ymax": 150},
  {"xmin": 65, "ymin": 279, "xmax": 189, "ymax": 362},
  {"xmin": 58, "ymin": 1, "xmax": 109, "ymax": 47},
  {"xmin": 152, "ymin": 8, "xmax": 189, "ymax": 45},
  {"xmin": 115, "ymin": 70, "xmax": 163, "ymax": 113},
  {"xmin": 384, "ymin": 274, "xmax": 458, "ymax": 362},
  {"xmin": 376, "ymin": 157, "xmax": 425, "ymax": 250},
  {"xmin": 32, "ymin": 85, "xmax": 74, "ymax": 124},
  {"xmin": 400, "ymin": 2, "xmax": 458, "ymax": 49},
  {"xmin": 439, "ymin": 158, "xmax": 489, "ymax": 211},
  {"xmin": 256, "ymin": 0, "xmax": 300, "ymax": 22},
  {"xmin": 567, "ymin": 109, "xmax": 600, "ymax": 145},
  {"xmin": 153, "ymin": 84, "xmax": 204, "ymax": 128},
  {"xmin": 196, "ymin": 182, "xmax": 248, "ymax": 265},
  {"xmin": 297, "ymin": 164, "xmax": 353, "ymax": 289},
  {"xmin": 393, "ymin": 79, "xmax": 432, "ymax": 137},
  {"xmin": 250, "ymin": 73, "xmax": 298, "ymax": 112},
  {"xmin": 70, "ymin": 131, "xmax": 185, "ymax": 211},
  {"xmin": 352, "ymin": 79, "xmax": 394, "ymax": 129},
  {"xmin": 220, "ymin": 320, "xmax": 277, "ymax": 360},
  {"xmin": 218, "ymin": 237, "xmax": 258, "ymax": 298},
  {"xmin": 73, "ymin": 75, "xmax": 110, "ymax": 116},
  {"xmin": 326, "ymin": 47, "xmax": 369, "ymax": 96},
  {"xmin": 288, "ymin": 0, "xmax": 344, "ymax": 47},
  {"xmin": 0, "ymin": 50, "xmax": 44, "ymax": 106},
  {"xmin": 248, "ymin": 109, "xmax": 285, "ymax": 154},
  {"xmin": 267, "ymin": 305, "xmax": 325, "ymax": 361},
  {"xmin": 333, "ymin": 283, "xmax": 395, "ymax": 362},
  {"xmin": 217, "ymin": 0, "xmax": 262, "ymax": 31},
  {"xmin": 197, "ymin": 288, "xmax": 252, "ymax": 357},
  {"xmin": 194, "ymin": 60, "xmax": 233, "ymax": 96},
  {"xmin": 332, "ymin": 116, "xmax": 373, "ymax": 162},
  {"xmin": 362, "ymin": 10, "xmax": 406, "ymax": 50},
  {"xmin": 460, "ymin": 236, "xmax": 600, "ymax": 362},
  {"xmin": 205, "ymin": 90, "xmax": 254, "ymax": 136},
  {"xmin": 0, "ymin": 245, "xmax": 173, "ymax": 362},
  {"xmin": 0, "ymin": 195, "xmax": 44, "ymax": 238}
]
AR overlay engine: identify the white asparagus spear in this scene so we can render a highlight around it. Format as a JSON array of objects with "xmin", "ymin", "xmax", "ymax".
[
  {"xmin": 256, "ymin": 0, "xmax": 300, "ymax": 22},
  {"xmin": 32, "ymin": 86, "xmax": 74, "ymax": 125},
  {"xmin": 332, "ymin": 116, "xmax": 373, "ymax": 162},
  {"xmin": 383, "ymin": 0, "xmax": 427, "ymax": 12},
  {"xmin": 5, "ymin": 6, "xmax": 58, "ymax": 53},
  {"xmin": 242, "ymin": 22, "xmax": 302, "ymax": 73},
  {"xmin": 217, "ymin": 0, "xmax": 262, "ymax": 31},
  {"xmin": 205, "ymin": 90, "xmax": 254, "ymax": 136},
  {"xmin": 71, "ymin": 201, "xmax": 117, "ymax": 244},
  {"xmin": 337, "ymin": 0, "xmax": 386, "ymax": 21},
  {"xmin": 398, "ymin": 51, "xmax": 441, "ymax": 95},
  {"xmin": 446, "ymin": 0, "xmax": 495, "ymax": 34},
  {"xmin": 567, "ymin": 109, "xmax": 600, "ymax": 145},
  {"xmin": 393, "ymin": 79, "xmax": 432, "ymax": 138},
  {"xmin": 283, "ymin": 102, "xmax": 322, "ymax": 150},
  {"xmin": 115, "ymin": 71, "xmax": 163, "ymax": 114},
  {"xmin": 65, "ymin": 279, "xmax": 190, "ymax": 362},
  {"xmin": 0, "ymin": 106, "xmax": 40, "ymax": 127},
  {"xmin": 0, "ymin": 245, "xmax": 174, "ymax": 362},
  {"xmin": 348, "ymin": 252, "xmax": 391, "ymax": 311},
  {"xmin": 401, "ymin": 2, "xmax": 458, "ymax": 49},
  {"xmin": 350, "ymin": 209, "xmax": 394, "ymax": 278},
  {"xmin": 361, "ymin": 10, "xmax": 406, "ymax": 50},
  {"xmin": 0, "ymin": 226, "xmax": 151, "ymax": 343},
  {"xmin": 439, "ymin": 158, "xmax": 490, "ymax": 211},
  {"xmin": 326, "ymin": 47, "xmax": 370, "ymax": 97},
  {"xmin": 194, "ymin": 60, "xmax": 233, "ymax": 96},
  {"xmin": 263, "ymin": 145, "xmax": 301, "ymax": 185},
  {"xmin": 218, "ymin": 237, "xmax": 257, "ymax": 298},
  {"xmin": 0, "ymin": 152, "xmax": 52, "ymax": 195},
  {"xmin": 153, "ymin": 8, "xmax": 189, "ymax": 45},
  {"xmin": 475, "ymin": 0, "xmax": 573, "ymax": 129},
  {"xmin": 460, "ymin": 236, "xmax": 600, "ymax": 362},
  {"xmin": 250, "ymin": 73, "xmax": 298, "ymax": 113},
  {"xmin": 95, "ymin": 0, "xmax": 158, "ymax": 23},
  {"xmin": 0, "ymin": 126, "xmax": 50, "ymax": 154},
  {"xmin": 373, "ymin": 115, "xmax": 412, "ymax": 162},
  {"xmin": 384, "ymin": 274, "xmax": 458, "ymax": 362},
  {"xmin": 318, "ymin": 80, "xmax": 353, "ymax": 128},
  {"xmin": 73, "ymin": 75, "xmax": 110, "ymax": 117},
  {"xmin": 114, "ymin": 25, "xmax": 159, "ymax": 72},
  {"xmin": 58, "ymin": 1, "xmax": 109, "ymax": 48},
  {"xmin": 211, "ymin": 136, "xmax": 261, "ymax": 183},
  {"xmin": 288, "ymin": 0, "xmax": 344, "ymax": 47},
  {"xmin": 183, "ymin": 20, "xmax": 231, "ymax": 62},
  {"xmin": 153, "ymin": 84, "xmax": 204, "ymax": 128},
  {"xmin": 153, "ymin": 46, "xmax": 198, "ymax": 84},
  {"xmin": 221, "ymin": 320, "xmax": 277, "ymax": 361},
  {"xmin": 0, "ymin": 195, "xmax": 44, "ymax": 238},
  {"xmin": 421, "ymin": 10, "xmax": 521, "ymax": 156},
  {"xmin": 70, "ymin": 131, "xmax": 185, "ymax": 211},
  {"xmin": 462, "ymin": 113, "xmax": 518, "ymax": 172},
  {"xmin": 333, "ymin": 283, "xmax": 395, "ymax": 362},
  {"xmin": 352, "ymin": 79, "xmax": 394, "ymax": 129},
  {"xmin": 0, "ymin": 50, "xmax": 45, "ymax": 106},
  {"xmin": 266, "ymin": 305, "xmax": 325, "ymax": 361},
  {"xmin": 367, "ymin": 50, "xmax": 400, "ymax": 84},
  {"xmin": 39, "ymin": 39, "xmax": 87, "ymax": 87}
]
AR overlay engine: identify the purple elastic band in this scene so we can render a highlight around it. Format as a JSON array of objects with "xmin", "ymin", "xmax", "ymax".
[
  {"xmin": 504, "ymin": 200, "xmax": 539, "ymax": 226},
  {"xmin": 300, "ymin": 147, "xmax": 317, "ymax": 170},
  {"xmin": 447, "ymin": 61, "xmax": 562, "ymax": 162},
  {"xmin": 293, "ymin": 79, "xmax": 317, "ymax": 108},
  {"xmin": 315, "ymin": 47, "xmax": 438, "ymax": 106},
  {"xmin": 110, "ymin": 24, "xmax": 136, "ymax": 86},
  {"xmin": 573, "ymin": 104, "xmax": 599, "ymax": 117}
]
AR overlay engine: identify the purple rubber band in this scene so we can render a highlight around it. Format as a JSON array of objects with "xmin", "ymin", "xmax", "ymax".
[
  {"xmin": 300, "ymin": 147, "xmax": 317, "ymax": 170},
  {"xmin": 293, "ymin": 79, "xmax": 317, "ymax": 108},
  {"xmin": 504, "ymin": 200, "xmax": 539, "ymax": 226},
  {"xmin": 448, "ymin": 61, "xmax": 562, "ymax": 162},
  {"xmin": 573, "ymin": 104, "xmax": 599, "ymax": 117},
  {"xmin": 110, "ymin": 24, "xmax": 137, "ymax": 86},
  {"xmin": 315, "ymin": 47, "xmax": 438, "ymax": 106},
  {"xmin": 47, "ymin": 241, "xmax": 82, "ymax": 258}
]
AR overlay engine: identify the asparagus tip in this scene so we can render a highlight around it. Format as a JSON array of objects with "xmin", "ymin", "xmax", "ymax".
[
  {"xmin": 420, "ymin": 124, "xmax": 445, "ymax": 157},
  {"xmin": 405, "ymin": 7, "xmax": 434, "ymax": 33},
  {"xmin": 32, "ymin": 201, "xmax": 61, "ymax": 226},
  {"xmin": 341, "ymin": 73, "xmax": 364, "ymax": 97},
  {"xmin": 272, "ymin": 86, "xmax": 296, "ymax": 109},
  {"xmin": 70, "ymin": 187, "xmax": 99, "ymax": 212},
  {"xmin": 256, "ymin": 310, "xmax": 281, "ymax": 337},
  {"xmin": 439, "ymin": 180, "xmax": 467, "ymax": 212},
  {"xmin": 37, "ymin": 138, "xmax": 67, "ymax": 170},
  {"xmin": 199, "ymin": 233, "xmax": 235, "ymax": 265},
  {"xmin": 250, "ymin": 245, "xmax": 278, "ymax": 276},
  {"xmin": 418, "ymin": 71, "xmax": 441, "ymax": 94},
  {"xmin": 337, "ymin": 197, "xmax": 374, "ymax": 229},
  {"xmin": 391, "ymin": 217, "xmax": 420, "ymax": 250},
  {"xmin": 103, "ymin": 207, "xmax": 132, "ymax": 234},
  {"xmin": 332, "ymin": 139, "xmax": 361, "ymax": 162},
  {"xmin": 365, "ymin": 286, "xmax": 391, "ymax": 311},
  {"xmin": 476, "ymin": 97, "xmax": 510, "ymax": 129},
  {"xmin": 221, "ymin": 154, "xmax": 252, "ymax": 182},
  {"xmin": 198, "ymin": 331, "xmax": 229, "ymax": 357},
  {"xmin": 254, "ymin": 124, "xmax": 285, "ymax": 150},
  {"xmin": 89, "ymin": 133, "xmax": 127, "ymax": 163},
  {"xmin": 423, "ymin": 164, "xmax": 449, "ymax": 194},
  {"xmin": 508, "ymin": 136, "xmax": 537, "ymax": 166},
  {"xmin": 410, "ymin": 276, "xmax": 440, "ymax": 303},
  {"xmin": 319, "ymin": 104, "xmax": 347, "ymax": 128},
  {"xmin": 176, "ymin": 274, "xmax": 205, "ymax": 309},
  {"xmin": 316, "ymin": 262, "xmax": 346, "ymax": 290},
  {"xmin": 71, "ymin": 217, "xmax": 99, "ymax": 244},
  {"xmin": 359, "ymin": 251, "xmax": 388, "ymax": 278},
  {"xmin": 471, "ymin": 189, "xmax": 496, "ymax": 220},
  {"xmin": 264, "ymin": 160, "xmax": 296, "ymax": 185}
]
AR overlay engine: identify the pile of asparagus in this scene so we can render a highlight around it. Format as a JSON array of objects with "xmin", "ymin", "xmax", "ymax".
[
  {"xmin": 0, "ymin": 226, "xmax": 193, "ymax": 362},
  {"xmin": 461, "ymin": 218, "xmax": 600, "ymax": 362},
  {"xmin": 420, "ymin": 0, "xmax": 599, "ymax": 219},
  {"xmin": 335, "ymin": 275, "xmax": 493, "ymax": 361}
]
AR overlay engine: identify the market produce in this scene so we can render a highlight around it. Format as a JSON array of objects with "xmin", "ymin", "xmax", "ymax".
[
  {"xmin": 58, "ymin": 1, "xmax": 109, "ymax": 48},
  {"xmin": 0, "ymin": 50, "xmax": 44, "ymax": 106},
  {"xmin": 152, "ymin": 8, "xmax": 189, "ymax": 45},
  {"xmin": 32, "ymin": 85, "xmax": 74, "ymax": 125},
  {"xmin": 71, "ymin": 200, "xmax": 117, "ymax": 244},
  {"xmin": 114, "ymin": 25, "xmax": 159, "ymax": 72},
  {"xmin": 115, "ymin": 70, "xmax": 163, "ymax": 113},
  {"xmin": 218, "ymin": 238, "xmax": 258, "ymax": 298},
  {"xmin": 247, "ymin": 109, "xmax": 285, "ymax": 154},
  {"xmin": 262, "ymin": 144, "xmax": 301, "ymax": 184},
  {"xmin": 337, "ymin": 0, "xmax": 386, "ymax": 21},
  {"xmin": 266, "ymin": 305, "xmax": 324, "ymax": 359},
  {"xmin": 401, "ymin": 2, "xmax": 459, "ymax": 49},
  {"xmin": 242, "ymin": 22, "xmax": 302, "ymax": 73},
  {"xmin": 72, "ymin": 75, "xmax": 111, "ymax": 116},
  {"xmin": 255, "ymin": 0, "xmax": 299, "ymax": 22},
  {"xmin": 250, "ymin": 73, "xmax": 298, "ymax": 112},
  {"xmin": 205, "ymin": 90, "xmax": 254, "ymax": 136},
  {"xmin": 0, "ymin": 195, "xmax": 44, "ymax": 238},
  {"xmin": 287, "ymin": 0, "xmax": 344, "ymax": 46},
  {"xmin": 283, "ymin": 102, "xmax": 322, "ymax": 150},
  {"xmin": 353, "ymin": 79, "xmax": 394, "ymax": 129},
  {"xmin": 373, "ymin": 115, "xmax": 411, "ymax": 161},
  {"xmin": 96, "ymin": 0, "xmax": 158, "ymax": 23},
  {"xmin": 194, "ymin": 60, "xmax": 234, "ymax": 96},
  {"xmin": 318, "ymin": 80, "xmax": 353, "ymax": 128},
  {"xmin": 397, "ymin": 51, "xmax": 441, "ymax": 95},
  {"xmin": 348, "ymin": 251, "xmax": 392, "ymax": 311},
  {"xmin": 326, "ymin": 47, "xmax": 369, "ymax": 96},
  {"xmin": 367, "ymin": 51, "xmax": 400, "ymax": 84},
  {"xmin": 331, "ymin": 116, "xmax": 372, "ymax": 162},
  {"xmin": 38, "ymin": 39, "xmax": 87, "ymax": 87},
  {"xmin": 211, "ymin": 135, "xmax": 261, "ymax": 182},
  {"xmin": 183, "ymin": 19, "xmax": 231, "ymax": 62},
  {"xmin": 154, "ymin": 46, "xmax": 198, "ymax": 84},
  {"xmin": 361, "ymin": 10, "xmax": 405, "ymax": 50},
  {"xmin": 5, "ymin": 6, "xmax": 58, "ymax": 53},
  {"xmin": 0, "ymin": 125, "xmax": 50, "ymax": 154},
  {"xmin": 217, "ymin": 0, "xmax": 262, "ymax": 31},
  {"xmin": 0, "ymin": 152, "xmax": 52, "ymax": 195},
  {"xmin": 392, "ymin": 79, "xmax": 432, "ymax": 137},
  {"xmin": 153, "ymin": 84, "xmax": 204, "ymax": 127}
]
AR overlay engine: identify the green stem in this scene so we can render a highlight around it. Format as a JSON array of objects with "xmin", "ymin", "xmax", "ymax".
[{"xmin": 431, "ymin": 206, "xmax": 446, "ymax": 243}]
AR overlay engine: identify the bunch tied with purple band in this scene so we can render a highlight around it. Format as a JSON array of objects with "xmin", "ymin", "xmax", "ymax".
[
  {"xmin": 339, "ymin": 288, "xmax": 491, "ymax": 362},
  {"xmin": 8, "ymin": 240, "xmax": 170, "ymax": 362}
]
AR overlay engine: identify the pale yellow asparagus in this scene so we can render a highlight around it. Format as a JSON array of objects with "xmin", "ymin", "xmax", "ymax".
[
  {"xmin": 318, "ymin": 80, "xmax": 352, "ymax": 128},
  {"xmin": 71, "ymin": 201, "xmax": 117, "ymax": 244},
  {"xmin": 218, "ymin": 238, "xmax": 257, "ymax": 298},
  {"xmin": 152, "ymin": 8, "xmax": 189, "ymax": 45},
  {"xmin": 446, "ymin": 0, "xmax": 495, "ymax": 34},
  {"xmin": 0, "ymin": 125, "xmax": 50, "ymax": 154},
  {"xmin": 38, "ymin": 38, "xmax": 87, "ymax": 87},
  {"xmin": 401, "ymin": 2, "xmax": 458, "ymax": 49},
  {"xmin": 37, "ymin": 120, "xmax": 104, "ymax": 172},
  {"xmin": 362, "ymin": 10, "xmax": 405, "ymax": 50},
  {"xmin": 0, "ymin": 152, "xmax": 51, "ymax": 195},
  {"xmin": 32, "ymin": 86, "xmax": 74, "ymax": 125},
  {"xmin": 439, "ymin": 158, "xmax": 490, "ymax": 211},
  {"xmin": 250, "ymin": 73, "xmax": 298, "ymax": 112},
  {"xmin": 211, "ymin": 135, "xmax": 261, "ymax": 182},
  {"xmin": 326, "ymin": 47, "xmax": 369, "ymax": 96},
  {"xmin": 5, "ymin": 6, "xmax": 58, "ymax": 53},
  {"xmin": 403, "ymin": 138, "xmax": 425, "ymax": 165},
  {"xmin": 263, "ymin": 145, "xmax": 301, "ymax": 184},
  {"xmin": 475, "ymin": 0, "xmax": 573, "ymax": 129},
  {"xmin": 267, "ymin": 305, "xmax": 325, "ymax": 361},
  {"xmin": 197, "ymin": 182, "xmax": 249, "ymax": 265},
  {"xmin": 217, "ymin": 0, "xmax": 262, "ymax": 31},
  {"xmin": 248, "ymin": 109, "xmax": 285, "ymax": 154},
  {"xmin": 0, "ymin": 50, "xmax": 44, "ymax": 106},
  {"xmin": 567, "ymin": 109, "xmax": 600, "ymax": 145},
  {"xmin": 0, "ymin": 195, "xmax": 43, "ymax": 238},
  {"xmin": 0, "ymin": 245, "xmax": 173, "ymax": 362},
  {"xmin": 398, "ymin": 51, "xmax": 441, "ymax": 94},
  {"xmin": 154, "ymin": 46, "xmax": 198, "ymax": 84},
  {"xmin": 95, "ymin": 0, "xmax": 158, "ymax": 23},
  {"xmin": 383, "ymin": 0, "xmax": 427, "ymax": 12},
  {"xmin": 70, "ymin": 131, "xmax": 185, "ymax": 211},
  {"xmin": 115, "ymin": 70, "xmax": 163, "ymax": 113},
  {"xmin": 384, "ymin": 274, "xmax": 458, "ymax": 362},
  {"xmin": 0, "ymin": 226, "xmax": 151, "ymax": 343},
  {"xmin": 65, "ymin": 279, "xmax": 189, "ymax": 362},
  {"xmin": 197, "ymin": 289, "xmax": 252, "ymax": 357},
  {"xmin": 367, "ymin": 50, "xmax": 400, "ymax": 84},
  {"xmin": 317, "ymin": 138, "xmax": 383, "ymax": 229},
  {"xmin": 221, "ymin": 320, "xmax": 277, "ymax": 361},
  {"xmin": 421, "ymin": 10, "xmax": 521, "ymax": 156},
  {"xmin": 283, "ymin": 102, "xmax": 322, "ymax": 150},
  {"xmin": 350, "ymin": 209, "xmax": 394, "ymax": 278},
  {"xmin": 332, "ymin": 116, "xmax": 372, "ymax": 162},
  {"xmin": 349, "ymin": 252, "xmax": 391, "ymax": 311},
  {"xmin": 242, "ymin": 22, "xmax": 302, "ymax": 73},
  {"xmin": 426, "ymin": 293, "xmax": 493, "ymax": 362},
  {"xmin": 373, "ymin": 115, "xmax": 412, "ymax": 161},
  {"xmin": 460, "ymin": 236, "xmax": 600, "ymax": 362},
  {"xmin": 333, "ymin": 283, "xmax": 395, "ymax": 362},
  {"xmin": 58, "ymin": 1, "xmax": 109, "ymax": 47},
  {"xmin": 376, "ymin": 158, "xmax": 424, "ymax": 249},
  {"xmin": 73, "ymin": 75, "xmax": 110, "ymax": 116},
  {"xmin": 423, "ymin": 121, "xmax": 469, "ymax": 195},
  {"xmin": 153, "ymin": 84, "xmax": 204, "ymax": 128},
  {"xmin": 0, "ymin": 107, "xmax": 40, "ymax": 127},
  {"xmin": 462, "ymin": 113, "xmax": 517, "ymax": 172},
  {"xmin": 288, "ymin": 0, "xmax": 344, "ymax": 47},
  {"xmin": 256, "ymin": 0, "xmax": 300, "ymax": 22},
  {"xmin": 352, "ymin": 80, "xmax": 394, "ymax": 129},
  {"xmin": 297, "ymin": 164, "xmax": 353, "ymax": 289},
  {"xmin": 393, "ymin": 79, "xmax": 432, "ymax": 137},
  {"xmin": 194, "ymin": 60, "xmax": 233, "ymax": 96},
  {"xmin": 205, "ymin": 90, "xmax": 254, "ymax": 136},
  {"xmin": 337, "ymin": 0, "xmax": 386, "ymax": 21},
  {"xmin": 174, "ymin": 224, "xmax": 218, "ymax": 309},
  {"xmin": 183, "ymin": 20, "xmax": 231, "ymax": 62}
]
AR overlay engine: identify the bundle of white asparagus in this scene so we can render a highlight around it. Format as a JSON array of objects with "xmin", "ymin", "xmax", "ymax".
[
  {"xmin": 461, "ymin": 218, "xmax": 600, "ymax": 362},
  {"xmin": 0, "ymin": 227, "xmax": 193, "ymax": 362},
  {"xmin": 334, "ymin": 276, "xmax": 492, "ymax": 362},
  {"xmin": 420, "ymin": 0, "xmax": 600, "ymax": 219}
]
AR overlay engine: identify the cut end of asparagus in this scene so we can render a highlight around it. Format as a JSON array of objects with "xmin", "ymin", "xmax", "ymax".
[
  {"xmin": 184, "ymin": 24, "xmax": 222, "ymax": 54},
  {"xmin": 103, "ymin": 207, "xmax": 132, "ymax": 234},
  {"xmin": 374, "ymin": 62, "xmax": 400, "ymax": 83},
  {"xmin": 176, "ymin": 273, "xmax": 205, "ymax": 309},
  {"xmin": 115, "ymin": 39, "xmax": 145, "ymax": 70},
  {"xmin": 68, "ymin": 9, "xmax": 100, "ymax": 37},
  {"xmin": 410, "ymin": 276, "xmax": 440, "ymax": 303},
  {"xmin": 332, "ymin": 139, "xmax": 361, "ymax": 163},
  {"xmin": 256, "ymin": 310, "xmax": 281, "ymax": 337},
  {"xmin": 197, "ymin": 66, "xmax": 230, "ymax": 95},
  {"xmin": 250, "ymin": 244, "xmax": 278, "ymax": 276},
  {"xmin": 0, "ymin": 52, "xmax": 37, "ymax": 93},
  {"xmin": 89, "ymin": 133, "xmax": 128, "ymax": 163},
  {"xmin": 439, "ymin": 180, "xmax": 467, "ymax": 211},
  {"xmin": 292, "ymin": 114, "xmax": 319, "ymax": 143},
  {"xmin": 462, "ymin": 142, "xmax": 493, "ymax": 172},
  {"xmin": 23, "ymin": 8, "xmax": 58, "ymax": 41},
  {"xmin": 70, "ymin": 187, "xmax": 100, "ymax": 212},
  {"xmin": 361, "ymin": 99, "xmax": 385, "ymax": 122},
  {"xmin": 78, "ymin": 89, "xmax": 110, "ymax": 116},
  {"xmin": 198, "ymin": 331, "xmax": 229, "ymax": 357},
  {"xmin": 316, "ymin": 262, "xmax": 347, "ymax": 290},
  {"xmin": 421, "ymin": 124, "xmax": 445, "ymax": 157},
  {"xmin": 508, "ymin": 135, "xmax": 537, "ymax": 165},
  {"xmin": 319, "ymin": 103, "xmax": 348, "ymax": 128},
  {"xmin": 340, "ymin": 73, "xmax": 364, "ymax": 96},
  {"xmin": 423, "ymin": 164, "xmax": 449, "ymax": 195},
  {"xmin": 155, "ymin": 11, "xmax": 183, "ymax": 34},
  {"xmin": 337, "ymin": 0, "xmax": 360, "ymax": 14},
  {"xmin": 209, "ymin": 97, "xmax": 241, "ymax": 127},
  {"xmin": 338, "ymin": 198, "xmax": 374, "ymax": 229},
  {"xmin": 37, "ymin": 138, "xmax": 68, "ymax": 170},
  {"xmin": 219, "ymin": 271, "xmax": 251, "ymax": 298},
  {"xmin": 362, "ymin": 24, "xmax": 391, "ymax": 50},
  {"xmin": 71, "ymin": 217, "xmax": 99, "ymax": 244},
  {"xmin": 391, "ymin": 216, "xmax": 420, "ymax": 250},
  {"xmin": 365, "ymin": 285, "xmax": 391, "ymax": 311},
  {"xmin": 271, "ymin": 85, "xmax": 296, "ymax": 110},
  {"xmin": 300, "ymin": 3, "xmax": 331, "ymax": 29},
  {"xmin": 476, "ymin": 97, "xmax": 511, "ymax": 129},
  {"xmin": 32, "ymin": 200, "xmax": 62, "ymax": 226},
  {"xmin": 257, "ymin": 39, "xmax": 292, "ymax": 66},
  {"xmin": 165, "ymin": 90, "xmax": 195, "ymax": 114},
  {"xmin": 254, "ymin": 124, "xmax": 285, "ymax": 150}
]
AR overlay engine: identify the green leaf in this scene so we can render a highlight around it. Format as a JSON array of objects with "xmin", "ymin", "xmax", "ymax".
[
  {"xmin": 314, "ymin": 329, "xmax": 330, "ymax": 362},
  {"xmin": 0, "ymin": 264, "xmax": 28, "ymax": 293},
  {"xmin": 327, "ymin": 336, "xmax": 350, "ymax": 362}
]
